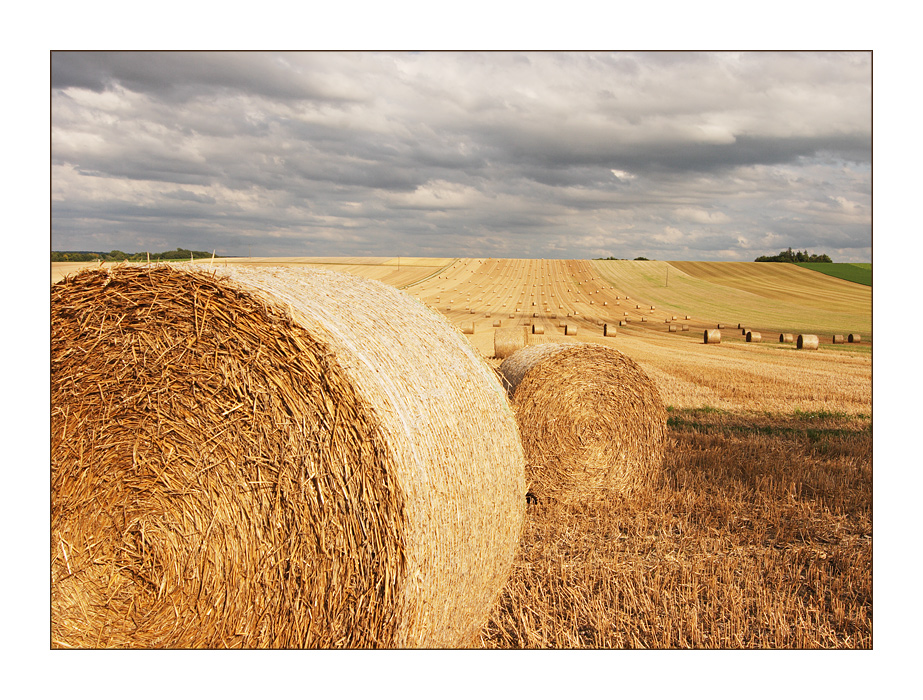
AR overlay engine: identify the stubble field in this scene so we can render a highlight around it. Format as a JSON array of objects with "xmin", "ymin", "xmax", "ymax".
[{"xmin": 51, "ymin": 256, "xmax": 871, "ymax": 648}]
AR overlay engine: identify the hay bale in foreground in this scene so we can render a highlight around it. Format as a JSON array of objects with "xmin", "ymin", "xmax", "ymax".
[
  {"xmin": 780, "ymin": 333, "xmax": 794, "ymax": 343},
  {"xmin": 704, "ymin": 329, "xmax": 721, "ymax": 344},
  {"xmin": 498, "ymin": 343, "xmax": 666, "ymax": 500},
  {"xmin": 51, "ymin": 265, "xmax": 525, "ymax": 649},
  {"xmin": 798, "ymin": 334, "xmax": 820, "ymax": 350},
  {"xmin": 494, "ymin": 325, "xmax": 528, "ymax": 359}
]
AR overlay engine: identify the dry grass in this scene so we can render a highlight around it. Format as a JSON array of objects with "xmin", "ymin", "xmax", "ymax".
[{"xmin": 481, "ymin": 409, "xmax": 871, "ymax": 649}]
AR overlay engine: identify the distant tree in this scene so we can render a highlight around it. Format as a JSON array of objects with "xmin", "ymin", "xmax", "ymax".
[{"xmin": 634, "ymin": 256, "xmax": 649, "ymax": 261}]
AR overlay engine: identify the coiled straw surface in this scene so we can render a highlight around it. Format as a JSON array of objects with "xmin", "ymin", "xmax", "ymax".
[
  {"xmin": 499, "ymin": 343, "xmax": 666, "ymax": 500},
  {"xmin": 51, "ymin": 265, "xmax": 525, "ymax": 649}
]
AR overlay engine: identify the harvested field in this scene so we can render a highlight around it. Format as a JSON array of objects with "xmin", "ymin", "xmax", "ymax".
[{"xmin": 49, "ymin": 256, "xmax": 872, "ymax": 649}]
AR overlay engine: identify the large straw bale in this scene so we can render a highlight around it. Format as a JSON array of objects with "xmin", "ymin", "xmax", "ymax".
[
  {"xmin": 832, "ymin": 334, "xmax": 845, "ymax": 344},
  {"xmin": 51, "ymin": 265, "xmax": 525, "ymax": 649},
  {"xmin": 848, "ymin": 333, "xmax": 862, "ymax": 343},
  {"xmin": 704, "ymin": 329, "xmax": 721, "ymax": 344},
  {"xmin": 746, "ymin": 331, "xmax": 761, "ymax": 343},
  {"xmin": 498, "ymin": 343, "xmax": 666, "ymax": 500},
  {"xmin": 494, "ymin": 325, "xmax": 528, "ymax": 359}
]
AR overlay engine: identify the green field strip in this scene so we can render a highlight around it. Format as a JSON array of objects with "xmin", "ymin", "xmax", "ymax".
[{"xmin": 794, "ymin": 262, "xmax": 872, "ymax": 286}]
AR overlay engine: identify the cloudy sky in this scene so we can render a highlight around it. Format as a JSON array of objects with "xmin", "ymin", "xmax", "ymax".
[{"xmin": 51, "ymin": 51, "xmax": 871, "ymax": 261}]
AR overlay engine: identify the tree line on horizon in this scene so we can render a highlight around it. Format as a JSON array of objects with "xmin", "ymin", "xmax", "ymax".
[
  {"xmin": 51, "ymin": 248, "xmax": 218, "ymax": 263},
  {"xmin": 754, "ymin": 248, "xmax": 832, "ymax": 263}
]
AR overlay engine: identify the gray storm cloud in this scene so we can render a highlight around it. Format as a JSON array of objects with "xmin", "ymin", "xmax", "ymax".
[{"xmin": 51, "ymin": 51, "xmax": 871, "ymax": 261}]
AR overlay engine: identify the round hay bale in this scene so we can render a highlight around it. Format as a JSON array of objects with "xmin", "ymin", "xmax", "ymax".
[
  {"xmin": 498, "ymin": 343, "xmax": 666, "ymax": 499},
  {"xmin": 681, "ymin": 325, "xmax": 689, "ymax": 332},
  {"xmin": 564, "ymin": 325, "xmax": 577, "ymax": 336},
  {"xmin": 746, "ymin": 331, "xmax": 761, "ymax": 343},
  {"xmin": 508, "ymin": 313, "xmax": 515, "ymax": 319},
  {"xmin": 640, "ymin": 316, "xmax": 647, "ymax": 322},
  {"xmin": 495, "ymin": 325, "xmax": 527, "ymax": 358},
  {"xmin": 717, "ymin": 323, "xmax": 725, "ymax": 329},
  {"xmin": 492, "ymin": 319, "xmax": 501, "ymax": 327},
  {"xmin": 848, "ymin": 333, "xmax": 862, "ymax": 343},
  {"xmin": 704, "ymin": 329, "xmax": 721, "ymax": 344},
  {"xmin": 603, "ymin": 324, "xmax": 617, "ymax": 337},
  {"xmin": 619, "ymin": 320, "xmax": 627, "ymax": 326},
  {"xmin": 779, "ymin": 333, "xmax": 794, "ymax": 343},
  {"xmin": 532, "ymin": 324, "xmax": 545, "ymax": 335},
  {"xmin": 833, "ymin": 334, "xmax": 845, "ymax": 344},
  {"xmin": 51, "ymin": 265, "xmax": 525, "ymax": 649},
  {"xmin": 797, "ymin": 334, "xmax": 820, "ymax": 350},
  {"xmin": 668, "ymin": 325, "xmax": 677, "ymax": 332},
  {"xmin": 461, "ymin": 321, "xmax": 475, "ymax": 334}
]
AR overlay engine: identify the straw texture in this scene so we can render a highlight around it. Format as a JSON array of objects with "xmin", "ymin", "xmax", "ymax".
[
  {"xmin": 498, "ymin": 343, "xmax": 666, "ymax": 500},
  {"xmin": 494, "ymin": 326, "xmax": 527, "ymax": 359},
  {"xmin": 51, "ymin": 264, "xmax": 525, "ymax": 649}
]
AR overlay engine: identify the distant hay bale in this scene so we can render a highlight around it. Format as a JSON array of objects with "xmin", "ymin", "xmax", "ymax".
[
  {"xmin": 461, "ymin": 321, "xmax": 475, "ymax": 334},
  {"xmin": 704, "ymin": 329, "xmax": 721, "ymax": 344},
  {"xmin": 492, "ymin": 319, "xmax": 501, "ymax": 327},
  {"xmin": 619, "ymin": 320, "xmax": 627, "ymax": 326},
  {"xmin": 603, "ymin": 324, "xmax": 617, "ymax": 337},
  {"xmin": 485, "ymin": 312, "xmax": 491, "ymax": 318},
  {"xmin": 668, "ymin": 325, "xmax": 677, "ymax": 332},
  {"xmin": 495, "ymin": 326, "xmax": 528, "ymax": 359},
  {"xmin": 51, "ymin": 265, "xmax": 525, "ymax": 649},
  {"xmin": 779, "ymin": 333, "xmax": 794, "ymax": 343},
  {"xmin": 640, "ymin": 316, "xmax": 647, "ymax": 322},
  {"xmin": 746, "ymin": 331, "xmax": 761, "ymax": 343},
  {"xmin": 508, "ymin": 313, "xmax": 515, "ymax": 319},
  {"xmin": 681, "ymin": 324, "xmax": 689, "ymax": 331},
  {"xmin": 833, "ymin": 334, "xmax": 845, "ymax": 344},
  {"xmin": 742, "ymin": 328, "xmax": 750, "ymax": 336},
  {"xmin": 498, "ymin": 343, "xmax": 666, "ymax": 499},
  {"xmin": 717, "ymin": 323, "xmax": 725, "ymax": 329},
  {"xmin": 798, "ymin": 334, "xmax": 820, "ymax": 350},
  {"xmin": 848, "ymin": 333, "xmax": 862, "ymax": 343},
  {"xmin": 532, "ymin": 324, "xmax": 545, "ymax": 335},
  {"xmin": 565, "ymin": 325, "xmax": 577, "ymax": 336}
]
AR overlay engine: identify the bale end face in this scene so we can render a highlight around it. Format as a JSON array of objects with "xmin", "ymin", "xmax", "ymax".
[{"xmin": 499, "ymin": 343, "xmax": 666, "ymax": 499}]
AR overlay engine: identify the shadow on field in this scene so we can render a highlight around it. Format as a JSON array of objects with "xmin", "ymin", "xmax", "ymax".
[{"xmin": 480, "ymin": 409, "xmax": 872, "ymax": 649}]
